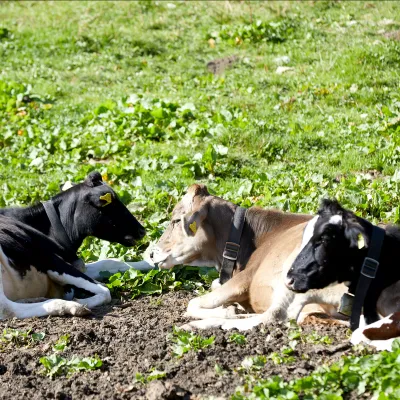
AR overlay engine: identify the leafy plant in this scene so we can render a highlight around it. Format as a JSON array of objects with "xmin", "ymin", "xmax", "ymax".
[
  {"xmin": 133, "ymin": 369, "xmax": 166, "ymax": 385},
  {"xmin": 269, "ymin": 346, "xmax": 296, "ymax": 365},
  {"xmin": 287, "ymin": 322, "xmax": 332, "ymax": 345},
  {"xmin": 238, "ymin": 355, "xmax": 267, "ymax": 375},
  {"xmin": 169, "ymin": 326, "xmax": 215, "ymax": 358},
  {"xmin": 39, "ymin": 354, "xmax": 103, "ymax": 378},
  {"xmin": 229, "ymin": 333, "xmax": 247, "ymax": 346},
  {"xmin": 214, "ymin": 363, "xmax": 227, "ymax": 376},
  {"xmin": 209, "ymin": 18, "xmax": 298, "ymax": 44},
  {"xmin": 52, "ymin": 334, "xmax": 70, "ymax": 352},
  {"xmin": 103, "ymin": 266, "xmax": 218, "ymax": 299},
  {"xmin": 0, "ymin": 328, "xmax": 45, "ymax": 349},
  {"xmin": 233, "ymin": 339, "xmax": 400, "ymax": 399}
]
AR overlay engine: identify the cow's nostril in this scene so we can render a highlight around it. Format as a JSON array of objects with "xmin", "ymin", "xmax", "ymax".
[
  {"xmin": 150, "ymin": 251, "xmax": 154, "ymax": 260},
  {"xmin": 285, "ymin": 277, "xmax": 294, "ymax": 287}
]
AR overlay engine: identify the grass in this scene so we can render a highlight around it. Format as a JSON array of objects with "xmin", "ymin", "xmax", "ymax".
[{"xmin": 2, "ymin": 0, "xmax": 400, "ymax": 397}]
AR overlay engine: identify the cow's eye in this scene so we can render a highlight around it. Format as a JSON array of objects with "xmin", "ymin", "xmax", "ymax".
[{"xmin": 171, "ymin": 219, "xmax": 181, "ymax": 225}]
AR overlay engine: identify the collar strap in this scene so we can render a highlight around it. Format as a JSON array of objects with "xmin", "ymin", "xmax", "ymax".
[
  {"xmin": 349, "ymin": 225, "xmax": 385, "ymax": 331},
  {"xmin": 41, "ymin": 199, "xmax": 76, "ymax": 255},
  {"xmin": 219, "ymin": 206, "xmax": 247, "ymax": 284}
]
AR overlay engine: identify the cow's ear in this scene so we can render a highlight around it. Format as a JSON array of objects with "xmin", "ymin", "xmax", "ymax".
[
  {"xmin": 84, "ymin": 171, "xmax": 104, "ymax": 187},
  {"xmin": 182, "ymin": 205, "xmax": 208, "ymax": 237},
  {"xmin": 86, "ymin": 188, "xmax": 115, "ymax": 208},
  {"xmin": 344, "ymin": 217, "xmax": 368, "ymax": 249},
  {"xmin": 318, "ymin": 198, "xmax": 344, "ymax": 217}
]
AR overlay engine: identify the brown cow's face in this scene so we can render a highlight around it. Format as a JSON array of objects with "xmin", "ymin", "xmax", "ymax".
[{"xmin": 151, "ymin": 184, "xmax": 219, "ymax": 269}]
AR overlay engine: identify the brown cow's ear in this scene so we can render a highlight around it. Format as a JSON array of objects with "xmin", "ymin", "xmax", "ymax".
[{"xmin": 182, "ymin": 206, "xmax": 208, "ymax": 237}]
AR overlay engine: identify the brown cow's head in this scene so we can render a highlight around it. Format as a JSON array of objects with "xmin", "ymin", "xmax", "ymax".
[{"xmin": 150, "ymin": 184, "xmax": 234, "ymax": 269}]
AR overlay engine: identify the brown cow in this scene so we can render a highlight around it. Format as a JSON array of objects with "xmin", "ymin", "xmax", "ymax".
[{"xmin": 151, "ymin": 184, "xmax": 348, "ymax": 330}]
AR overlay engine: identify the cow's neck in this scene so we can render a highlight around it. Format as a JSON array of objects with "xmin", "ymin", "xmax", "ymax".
[
  {"xmin": 48, "ymin": 197, "xmax": 83, "ymax": 254},
  {"xmin": 212, "ymin": 205, "xmax": 308, "ymax": 272},
  {"xmin": 348, "ymin": 222, "xmax": 399, "ymax": 295},
  {"xmin": 0, "ymin": 200, "xmax": 83, "ymax": 255}
]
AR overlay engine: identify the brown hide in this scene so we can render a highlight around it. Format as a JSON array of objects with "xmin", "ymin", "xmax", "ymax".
[{"xmin": 363, "ymin": 312, "xmax": 400, "ymax": 341}]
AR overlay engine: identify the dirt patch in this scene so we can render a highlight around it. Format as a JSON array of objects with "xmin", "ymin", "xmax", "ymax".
[
  {"xmin": 383, "ymin": 30, "xmax": 400, "ymax": 41},
  {"xmin": 0, "ymin": 292, "xmax": 351, "ymax": 399}
]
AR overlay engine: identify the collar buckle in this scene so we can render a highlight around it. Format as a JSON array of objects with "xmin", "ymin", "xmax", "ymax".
[
  {"xmin": 361, "ymin": 257, "xmax": 379, "ymax": 279},
  {"xmin": 223, "ymin": 242, "xmax": 241, "ymax": 261}
]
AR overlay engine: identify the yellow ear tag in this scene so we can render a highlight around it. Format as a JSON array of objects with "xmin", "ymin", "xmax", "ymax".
[
  {"xmin": 62, "ymin": 181, "xmax": 73, "ymax": 191},
  {"xmin": 99, "ymin": 193, "xmax": 112, "ymax": 206},
  {"xmin": 357, "ymin": 233, "xmax": 365, "ymax": 249},
  {"xmin": 189, "ymin": 221, "xmax": 197, "ymax": 234}
]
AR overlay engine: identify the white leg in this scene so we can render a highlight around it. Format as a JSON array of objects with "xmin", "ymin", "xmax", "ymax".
[
  {"xmin": 181, "ymin": 315, "xmax": 263, "ymax": 331},
  {"xmin": 184, "ymin": 296, "xmax": 238, "ymax": 319},
  {"xmin": 260, "ymin": 284, "xmax": 296, "ymax": 324},
  {"xmin": 47, "ymin": 271, "xmax": 111, "ymax": 309},
  {"xmin": 286, "ymin": 293, "xmax": 308, "ymax": 321},
  {"xmin": 211, "ymin": 278, "xmax": 221, "ymax": 291},
  {"xmin": 3, "ymin": 299, "xmax": 90, "ymax": 319},
  {"xmin": 83, "ymin": 259, "xmax": 154, "ymax": 280}
]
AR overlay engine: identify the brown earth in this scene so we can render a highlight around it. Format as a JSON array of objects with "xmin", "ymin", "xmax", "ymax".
[{"xmin": 0, "ymin": 292, "xmax": 352, "ymax": 400}]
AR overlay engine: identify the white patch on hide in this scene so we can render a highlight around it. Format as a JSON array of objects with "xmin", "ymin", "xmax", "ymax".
[
  {"xmin": 329, "ymin": 215, "xmax": 342, "ymax": 225},
  {"xmin": 301, "ymin": 216, "xmax": 319, "ymax": 250}
]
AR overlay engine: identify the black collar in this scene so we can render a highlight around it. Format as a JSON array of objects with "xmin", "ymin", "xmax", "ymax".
[
  {"xmin": 219, "ymin": 206, "xmax": 247, "ymax": 284},
  {"xmin": 343, "ymin": 225, "xmax": 386, "ymax": 331},
  {"xmin": 41, "ymin": 200, "xmax": 85, "ymax": 271}
]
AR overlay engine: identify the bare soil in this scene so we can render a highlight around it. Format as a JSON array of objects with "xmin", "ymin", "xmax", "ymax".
[{"xmin": 0, "ymin": 292, "xmax": 351, "ymax": 400}]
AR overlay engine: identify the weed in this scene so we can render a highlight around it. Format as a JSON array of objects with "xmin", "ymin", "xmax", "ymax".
[
  {"xmin": 229, "ymin": 333, "xmax": 247, "ymax": 346},
  {"xmin": 52, "ymin": 334, "xmax": 70, "ymax": 352},
  {"xmin": 0, "ymin": 328, "xmax": 45, "ymax": 349},
  {"xmin": 103, "ymin": 266, "xmax": 218, "ymax": 299},
  {"xmin": 133, "ymin": 369, "xmax": 166, "ymax": 385},
  {"xmin": 269, "ymin": 346, "xmax": 296, "ymax": 365},
  {"xmin": 39, "ymin": 354, "xmax": 103, "ymax": 378},
  {"xmin": 214, "ymin": 363, "xmax": 227, "ymax": 376},
  {"xmin": 169, "ymin": 326, "xmax": 215, "ymax": 358},
  {"xmin": 287, "ymin": 322, "xmax": 333, "ymax": 345},
  {"xmin": 233, "ymin": 339, "xmax": 400, "ymax": 399}
]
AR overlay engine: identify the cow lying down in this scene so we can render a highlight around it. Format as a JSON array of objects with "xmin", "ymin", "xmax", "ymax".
[
  {"xmin": 0, "ymin": 172, "xmax": 148, "ymax": 320},
  {"xmin": 287, "ymin": 199, "xmax": 400, "ymax": 350},
  {"xmin": 150, "ymin": 184, "xmax": 350, "ymax": 331}
]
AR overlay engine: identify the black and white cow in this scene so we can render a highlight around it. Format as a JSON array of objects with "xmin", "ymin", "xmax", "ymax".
[
  {"xmin": 286, "ymin": 199, "xmax": 400, "ymax": 327},
  {"xmin": 0, "ymin": 172, "xmax": 147, "ymax": 319}
]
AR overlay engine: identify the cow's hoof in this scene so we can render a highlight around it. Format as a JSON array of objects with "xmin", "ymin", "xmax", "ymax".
[{"xmin": 70, "ymin": 304, "xmax": 91, "ymax": 316}]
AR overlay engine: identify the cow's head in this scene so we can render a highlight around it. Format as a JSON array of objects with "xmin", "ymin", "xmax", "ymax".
[
  {"xmin": 55, "ymin": 172, "xmax": 146, "ymax": 248},
  {"xmin": 150, "ymin": 184, "xmax": 234, "ymax": 269},
  {"xmin": 286, "ymin": 199, "xmax": 369, "ymax": 293}
]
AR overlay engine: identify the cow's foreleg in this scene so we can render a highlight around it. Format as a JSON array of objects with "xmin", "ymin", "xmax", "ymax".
[
  {"xmin": 184, "ymin": 269, "xmax": 252, "ymax": 320},
  {"xmin": 83, "ymin": 259, "xmax": 154, "ymax": 280},
  {"xmin": 46, "ymin": 262, "xmax": 112, "ymax": 310}
]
